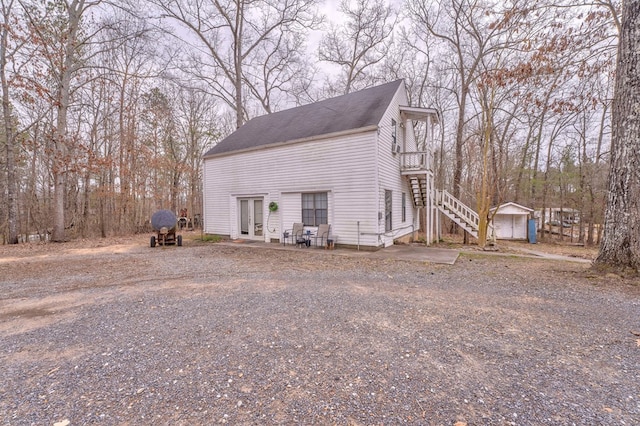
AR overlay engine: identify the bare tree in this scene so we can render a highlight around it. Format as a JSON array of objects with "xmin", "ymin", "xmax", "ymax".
[
  {"xmin": 174, "ymin": 86, "xmax": 219, "ymax": 225},
  {"xmin": 318, "ymin": 0, "xmax": 396, "ymax": 95},
  {"xmin": 472, "ymin": 61, "xmax": 527, "ymax": 245},
  {"xmin": 474, "ymin": 82, "xmax": 497, "ymax": 247},
  {"xmin": 1, "ymin": 0, "xmax": 19, "ymax": 243},
  {"xmin": 97, "ymin": 14, "xmax": 161, "ymax": 232},
  {"xmin": 145, "ymin": 0, "xmax": 321, "ymax": 128},
  {"xmin": 596, "ymin": 0, "xmax": 640, "ymax": 272},
  {"xmin": 2, "ymin": 1, "xmax": 221, "ymax": 242},
  {"xmin": 243, "ymin": 24, "xmax": 315, "ymax": 113},
  {"xmin": 407, "ymin": 0, "xmax": 534, "ymax": 206},
  {"xmin": 21, "ymin": 0, "xmax": 104, "ymax": 242}
]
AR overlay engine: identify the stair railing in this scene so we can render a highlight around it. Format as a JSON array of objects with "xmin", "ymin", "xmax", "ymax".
[
  {"xmin": 400, "ymin": 152, "xmax": 431, "ymax": 172},
  {"xmin": 435, "ymin": 189, "xmax": 495, "ymax": 240},
  {"xmin": 438, "ymin": 189, "xmax": 480, "ymax": 230}
]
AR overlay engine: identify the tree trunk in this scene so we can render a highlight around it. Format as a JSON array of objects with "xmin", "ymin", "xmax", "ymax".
[
  {"xmin": 588, "ymin": 102, "xmax": 609, "ymax": 246},
  {"xmin": 476, "ymin": 88, "xmax": 495, "ymax": 248},
  {"xmin": 52, "ymin": 74, "xmax": 72, "ymax": 242},
  {"xmin": 234, "ymin": 4, "xmax": 244, "ymax": 129},
  {"xmin": 596, "ymin": 0, "xmax": 640, "ymax": 272},
  {"xmin": 1, "ymin": 1, "xmax": 18, "ymax": 244},
  {"xmin": 452, "ymin": 85, "xmax": 467, "ymax": 201},
  {"xmin": 52, "ymin": 0, "xmax": 84, "ymax": 242}
]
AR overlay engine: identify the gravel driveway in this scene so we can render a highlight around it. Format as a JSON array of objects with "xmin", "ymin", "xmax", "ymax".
[{"xmin": 1, "ymin": 235, "xmax": 639, "ymax": 425}]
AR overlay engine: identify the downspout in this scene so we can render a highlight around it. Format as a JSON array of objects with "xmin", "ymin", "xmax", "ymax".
[
  {"xmin": 375, "ymin": 126, "xmax": 381, "ymax": 248},
  {"xmin": 201, "ymin": 161, "xmax": 207, "ymax": 235},
  {"xmin": 428, "ymin": 114, "xmax": 434, "ymax": 246},
  {"xmin": 425, "ymin": 203, "xmax": 429, "ymax": 247}
]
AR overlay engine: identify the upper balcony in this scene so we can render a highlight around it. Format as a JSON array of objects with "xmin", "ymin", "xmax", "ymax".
[
  {"xmin": 400, "ymin": 151, "xmax": 433, "ymax": 174},
  {"xmin": 397, "ymin": 106, "xmax": 438, "ymax": 175}
]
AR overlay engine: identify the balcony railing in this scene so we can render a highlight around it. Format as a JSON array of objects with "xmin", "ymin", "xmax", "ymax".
[{"xmin": 400, "ymin": 151, "xmax": 432, "ymax": 173}]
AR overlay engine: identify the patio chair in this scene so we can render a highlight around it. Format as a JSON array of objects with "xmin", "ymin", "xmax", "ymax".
[
  {"xmin": 283, "ymin": 222, "xmax": 304, "ymax": 246},
  {"xmin": 313, "ymin": 224, "xmax": 331, "ymax": 248}
]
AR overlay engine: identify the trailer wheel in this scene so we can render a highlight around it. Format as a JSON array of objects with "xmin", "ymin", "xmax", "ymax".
[
  {"xmin": 177, "ymin": 235, "xmax": 183, "ymax": 246},
  {"xmin": 150, "ymin": 236, "xmax": 156, "ymax": 247}
]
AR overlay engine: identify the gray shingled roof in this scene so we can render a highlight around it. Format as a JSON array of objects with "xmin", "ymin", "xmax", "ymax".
[{"xmin": 204, "ymin": 80, "xmax": 403, "ymax": 157}]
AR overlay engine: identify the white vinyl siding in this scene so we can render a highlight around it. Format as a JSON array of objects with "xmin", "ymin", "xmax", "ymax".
[
  {"xmin": 280, "ymin": 192, "xmax": 302, "ymax": 236},
  {"xmin": 375, "ymin": 85, "xmax": 419, "ymax": 246},
  {"xmin": 203, "ymin": 130, "xmax": 381, "ymax": 246}
]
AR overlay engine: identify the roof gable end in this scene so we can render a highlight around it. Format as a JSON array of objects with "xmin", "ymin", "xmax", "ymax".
[{"xmin": 491, "ymin": 202, "xmax": 534, "ymax": 214}]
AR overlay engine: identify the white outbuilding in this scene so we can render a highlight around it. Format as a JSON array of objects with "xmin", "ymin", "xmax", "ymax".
[{"xmin": 490, "ymin": 202, "xmax": 534, "ymax": 240}]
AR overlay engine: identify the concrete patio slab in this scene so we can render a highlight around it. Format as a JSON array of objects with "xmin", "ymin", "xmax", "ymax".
[{"xmin": 367, "ymin": 244, "xmax": 460, "ymax": 265}]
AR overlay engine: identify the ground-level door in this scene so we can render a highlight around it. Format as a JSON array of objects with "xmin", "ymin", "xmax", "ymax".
[
  {"xmin": 239, "ymin": 198, "xmax": 264, "ymax": 240},
  {"xmin": 494, "ymin": 214, "xmax": 527, "ymax": 239}
]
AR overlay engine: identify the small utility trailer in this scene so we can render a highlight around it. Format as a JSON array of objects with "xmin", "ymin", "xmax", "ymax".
[{"xmin": 150, "ymin": 209, "xmax": 183, "ymax": 247}]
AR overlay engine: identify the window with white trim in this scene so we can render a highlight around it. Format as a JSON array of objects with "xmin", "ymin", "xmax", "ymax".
[
  {"xmin": 402, "ymin": 192, "xmax": 406, "ymax": 222},
  {"xmin": 391, "ymin": 118, "xmax": 398, "ymax": 154},
  {"xmin": 391, "ymin": 118, "xmax": 397, "ymax": 144},
  {"xmin": 302, "ymin": 192, "xmax": 328, "ymax": 226},
  {"xmin": 385, "ymin": 190, "xmax": 392, "ymax": 232}
]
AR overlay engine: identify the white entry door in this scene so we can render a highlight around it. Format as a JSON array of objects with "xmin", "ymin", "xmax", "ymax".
[{"xmin": 239, "ymin": 198, "xmax": 264, "ymax": 240}]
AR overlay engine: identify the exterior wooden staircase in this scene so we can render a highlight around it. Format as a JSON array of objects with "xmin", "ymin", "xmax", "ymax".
[
  {"xmin": 401, "ymin": 152, "xmax": 430, "ymax": 208},
  {"xmin": 400, "ymin": 151, "xmax": 494, "ymax": 242},
  {"xmin": 434, "ymin": 189, "xmax": 494, "ymax": 240},
  {"xmin": 408, "ymin": 175, "xmax": 428, "ymax": 207}
]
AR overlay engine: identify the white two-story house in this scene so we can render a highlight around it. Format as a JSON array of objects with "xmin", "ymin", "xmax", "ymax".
[{"xmin": 202, "ymin": 80, "xmax": 439, "ymax": 249}]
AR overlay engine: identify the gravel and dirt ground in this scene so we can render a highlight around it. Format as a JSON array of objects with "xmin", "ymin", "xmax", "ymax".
[{"xmin": 1, "ymin": 233, "xmax": 639, "ymax": 425}]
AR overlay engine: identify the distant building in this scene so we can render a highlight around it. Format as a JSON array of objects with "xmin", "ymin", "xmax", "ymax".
[
  {"xmin": 536, "ymin": 208, "xmax": 581, "ymax": 228},
  {"xmin": 490, "ymin": 202, "xmax": 533, "ymax": 240}
]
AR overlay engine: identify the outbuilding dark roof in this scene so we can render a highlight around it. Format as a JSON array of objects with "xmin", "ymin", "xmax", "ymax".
[{"xmin": 204, "ymin": 80, "xmax": 403, "ymax": 157}]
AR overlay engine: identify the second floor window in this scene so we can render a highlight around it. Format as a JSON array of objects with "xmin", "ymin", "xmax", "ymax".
[{"xmin": 391, "ymin": 118, "xmax": 397, "ymax": 145}]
